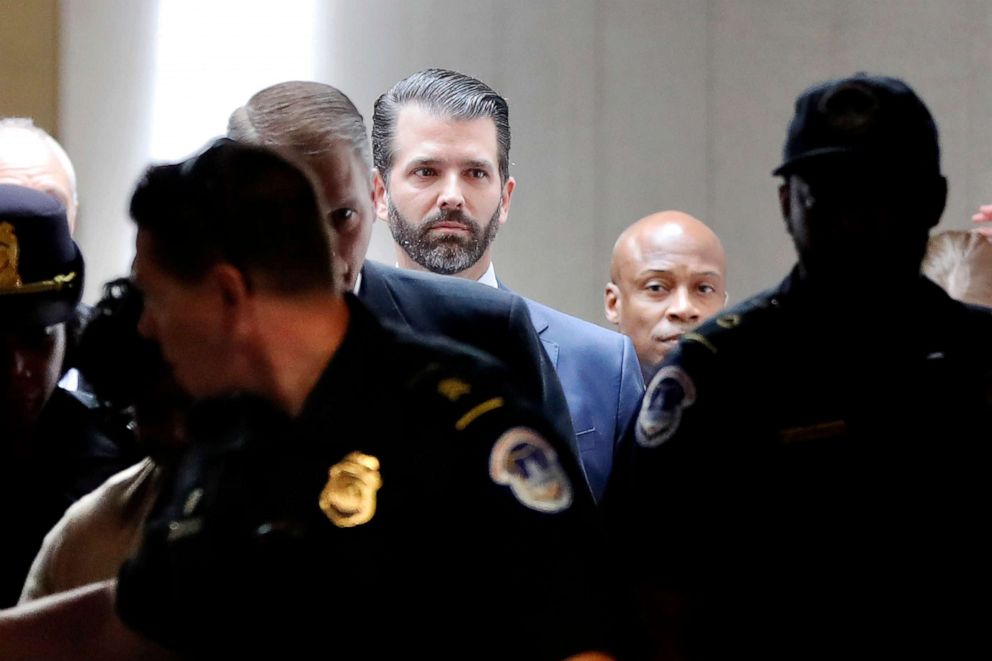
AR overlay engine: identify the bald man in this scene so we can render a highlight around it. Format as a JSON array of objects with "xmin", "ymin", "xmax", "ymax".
[
  {"xmin": 0, "ymin": 118, "xmax": 78, "ymax": 233},
  {"xmin": 605, "ymin": 211, "xmax": 726, "ymax": 377}
]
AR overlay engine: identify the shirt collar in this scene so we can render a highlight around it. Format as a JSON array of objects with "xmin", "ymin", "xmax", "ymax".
[{"xmin": 476, "ymin": 262, "xmax": 498, "ymax": 288}]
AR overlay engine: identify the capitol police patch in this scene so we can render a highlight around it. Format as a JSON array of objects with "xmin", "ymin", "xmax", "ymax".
[
  {"xmin": 489, "ymin": 428, "xmax": 573, "ymax": 513},
  {"xmin": 636, "ymin": 365, "xmax": 697, "ymax": 448}
]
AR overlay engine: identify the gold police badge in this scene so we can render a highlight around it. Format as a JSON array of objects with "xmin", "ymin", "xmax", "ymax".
[{"xmin": 319, "ymin": 451, "xmax": 382, "ymax": 528}]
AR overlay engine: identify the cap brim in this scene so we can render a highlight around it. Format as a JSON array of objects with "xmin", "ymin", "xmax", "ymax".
[{"xmin": 772, "ymin": 146, "xmax": 861, "ymax": 176}]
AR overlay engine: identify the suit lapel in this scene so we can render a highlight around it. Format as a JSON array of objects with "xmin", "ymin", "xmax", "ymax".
[
  {"xmin": 357, "ymin": 261, "xmax": 413, "ymax": 330},
  {"xmin": 499, "ymin": 279, "xmax": 558, "ymax": 367}
]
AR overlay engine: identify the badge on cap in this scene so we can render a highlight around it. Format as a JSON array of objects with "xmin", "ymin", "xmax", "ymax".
[
  {"xmin": 636, "ymin": 365, "xmax": 697, "ymax": 448},
  {"xmin": 0, "ymin": 222, "xmax": 23, "ymax": 288},
  {"xmin": 489, "ymin": 427, "xmax": 572, "ymax": 513},
  {"xmin": 319, "ymin": 452, "xmax": 382, "ymax": 528}
]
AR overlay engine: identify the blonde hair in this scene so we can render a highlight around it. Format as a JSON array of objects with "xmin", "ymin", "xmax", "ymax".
[{"xmin": 922, "ymin": 230, "xmax": 992, "ymax": 306}]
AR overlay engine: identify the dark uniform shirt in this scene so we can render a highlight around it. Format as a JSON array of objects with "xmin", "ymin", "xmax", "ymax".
[
  {"xmin": 117, "ymin": 294, "xmax": 615, "ymax": 660},
  {"xmin": 1, "ymin": 387, "xmax": 133, "ymax": 606},
  {"xmin": 607, "ymin": 268, "xmax": 992, "ymax": 660}
]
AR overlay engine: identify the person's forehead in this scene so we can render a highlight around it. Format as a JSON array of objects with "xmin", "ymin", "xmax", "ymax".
[
  {"xmin": 393, "ymin": 104, "xmax": 499, "ymax": 162},
  {"xmin": 627, "ymin": 227, "xmax": 723, "ymax": 274},
  {"xmin": 311, "ymin": 146, "xmax": 369, "ymax": 195}
]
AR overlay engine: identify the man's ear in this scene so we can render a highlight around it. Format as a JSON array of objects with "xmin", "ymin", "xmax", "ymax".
[
  {"xmin": 208, "ymin": 264, "xmax": 252, "ymax": 336},
  {"xmin": 779, "ymin": 181, "xmax": 792, "ymax": 235},
  {"xmin": 604, "ymin": 282, "xmax": 622, "ymax": 326},
  {"xmin": 373, "ymin": 169, "xmax": 389, "ymax": 221},
  {"xmin": 925, "ymin": 175, "xmax": 948, "ymax": 231},
  {"xmin": 498, "ymin": 176, "xmax": 516, "ymax": 226}
]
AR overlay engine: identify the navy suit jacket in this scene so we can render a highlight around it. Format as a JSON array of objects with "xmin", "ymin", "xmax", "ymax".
[
  {"xmin": 357, "ymin": 261, "xmax": 577, "ymax": 457},
  {"xmin": 503, "ymin": 287, "xmax": 645, "ymax": 502}
]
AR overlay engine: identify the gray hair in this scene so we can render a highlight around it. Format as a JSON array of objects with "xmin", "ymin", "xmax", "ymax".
[
  {"xmin": 227, "ymin": 81, "xmax": 371, "ymax": 172},
  {"xmin": 372, "ymin": 68, "xmax": 511, "ymax": 184},
  {"xmin": 0, "ymin": 117, "xmax": 78, "ymax": 204}
]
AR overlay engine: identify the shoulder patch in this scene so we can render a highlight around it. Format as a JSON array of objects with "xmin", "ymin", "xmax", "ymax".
[
  {"xmin": 636, "ymin": 365, "xmax": 697, "ymax": 448},
  {"xmin": 489, "ymin": 427, "xmax": 573, "ymax": 513}
]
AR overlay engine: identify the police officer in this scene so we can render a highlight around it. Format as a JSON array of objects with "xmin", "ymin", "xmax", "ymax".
[
  {"xmin": 606, "ymin": 75, "xmax": 992, "ymax": 660},
  {"xmin": 0, "ymin": 140, "xmax": 617, "ymax": 661},
  {"xmin": 0, "ymin": 184, "xmax": 129, "ymax": 607}
]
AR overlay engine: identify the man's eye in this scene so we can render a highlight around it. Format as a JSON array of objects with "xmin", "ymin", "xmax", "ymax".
[
  {"xmin": 16, "ymin": 326, "xmax": 57, "ymax": 350},
  {"xmin": 646, "ymin": 283, "xmax": 668, "ymax": 293},
  {"xmin": 468, "ymin": 169, "xmax": 488, "ymax": 179},
  {"xmin": 329, "ymin": 209, "xmax": 357, "ymax": 226},
  {"xmin": 413, "ymin": 167, "xmax": 436, "ymax": 177},
  {"xmin": 698, "ymin": 284, "xmax": 716, "ymax": 294}
]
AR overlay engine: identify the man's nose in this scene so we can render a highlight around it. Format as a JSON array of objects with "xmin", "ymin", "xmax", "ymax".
[
  {"xmin": 666, "ymin": 288, "xmax": 700, "ymax": 322},
  {"xmin": 9, "ymin": 349, "xmax": 32, "ymax": 379},
  {"xmin": 437, "ymin": 173, "xmax": 465, "ymax": 211}
]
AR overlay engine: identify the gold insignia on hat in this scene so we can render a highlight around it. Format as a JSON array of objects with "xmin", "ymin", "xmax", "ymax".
[
  {"xmin": 438, "ymin": 377, "xmax": 471, "ymax": 401},
  {"xmin": 319, "ymin": 452, "xmax": 382, "ymax": 528},
  {"xmin": 0, "ymin": 222, "xmax": 23, "ymax": 289},
  {"xmin": 0, "ymin": 221, "xmax": 77, "ymax": 296}
]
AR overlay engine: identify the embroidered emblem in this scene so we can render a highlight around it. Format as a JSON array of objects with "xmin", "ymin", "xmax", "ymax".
[
  {"xmin": 636, "ymin": 365, "xmax": 697, "ymax": 448},
  {"xmin": 489, "ymin": 427, "xmax": 572, "ymax": 513},
  {"xmin": 0, "ymin": 222, "xmax": 23, "ymax": 289},
  {"xmin": 319, "ymin": 452, "xmax": 382, "ymax": 528}
]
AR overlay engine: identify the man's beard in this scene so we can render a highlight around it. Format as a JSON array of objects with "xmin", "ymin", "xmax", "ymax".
[{"xmin": 388, "ymin": 201, "xmax": 501, "ymax": 276}]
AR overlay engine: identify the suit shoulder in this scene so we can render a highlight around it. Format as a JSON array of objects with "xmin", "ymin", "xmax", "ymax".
[
  {"xmin": 678, "ymin": 288, "xmax": 781, "ymax": 361},
  {"xmin": 524, "ymin": 297, "xmax": 629, "ymax": 352},
  {"xmin": 374, "ymin": 262, "xmax": 520, "ymax": 310}
]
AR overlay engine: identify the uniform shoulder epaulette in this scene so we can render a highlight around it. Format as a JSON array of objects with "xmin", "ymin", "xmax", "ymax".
[
  {"xmin": 402, "ymin": 361, "xmax": 510, "ymax": 434},
  {"xmin": 681, "ymin": 290, "xmax": 780, "ymax": 357}
]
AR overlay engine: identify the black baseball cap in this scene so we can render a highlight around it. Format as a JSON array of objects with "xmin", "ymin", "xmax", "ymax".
[
  {"xmin": 0, "ymin": 184, "xmax": 84, "ymax": 329},
  {"xmin": 773, "ymin": 73, "xmax": 941, "ymax": 178}
]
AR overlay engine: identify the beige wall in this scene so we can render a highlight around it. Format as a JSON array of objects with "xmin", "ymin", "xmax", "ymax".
[
  {"xmin": 322, "ymin": 0, "xmax": 992, "ymax": 324},
  {"xmin": 9, "ymin": 1, "xmax": 992, "ymax": 319},
  {"xmin": 0, "ymin": 0, "xmax": 59, "ymax": 132}
]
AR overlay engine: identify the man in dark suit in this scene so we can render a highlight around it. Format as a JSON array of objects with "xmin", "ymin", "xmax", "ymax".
[
  {"xmin": 226, "ymin": 81, "xmax": 578, "ymax": 460},
  {"xmin": 371, "ymin": 69, "xmax": 643, "ymax": 501}
]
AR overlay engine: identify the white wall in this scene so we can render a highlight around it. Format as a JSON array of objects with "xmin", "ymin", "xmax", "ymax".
[{"xmin": 62, "ymin": 0, "xmax": 992, "ymax": 322}]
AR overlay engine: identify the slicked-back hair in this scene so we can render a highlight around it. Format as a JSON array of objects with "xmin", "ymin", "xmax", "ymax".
[
  {"xmin": 130, "ymin": 139, "xmax": 336, "ymax": 295},
  {"xmin": 372, "ymin": 68, "xmax": 511, "ymax": 184},
  {"xmin": 227, "ymin": 81, "xmax": 371, "ymax": 172}
]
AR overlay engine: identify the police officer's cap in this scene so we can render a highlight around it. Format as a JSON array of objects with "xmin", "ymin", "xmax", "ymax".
[
  {"xmin": 0, "ymin": 184, "xmax": 84, "ymax": 329},
  {"xmin": 773, "ymin": 73, "xmax": 941, "ymax": 178}
]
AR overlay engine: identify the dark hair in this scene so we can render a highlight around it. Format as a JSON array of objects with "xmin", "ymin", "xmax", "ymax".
[
  {"xmin": 372, "ymin": 68, "xmax": 511, "ymax": 184},
  {"xmin": 129, "ymin": 139, "xmax": 336, "ymax": 294},
  {"xmin": 77, "ymin": 277, "xmax": 191, "ymax": 460},
  {"xmin": 228, "ymin": 81, "xmax": 371, "ymax": 171}
]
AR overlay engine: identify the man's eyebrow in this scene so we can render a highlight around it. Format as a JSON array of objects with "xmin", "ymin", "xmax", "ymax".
[
  {"xmin": 463, "ymin": 159, "xmax": 494, "ymax": 170},
  {"xmin": 405, "ymin": 157, "xmax": 494, "ymax": 170},
  {"xmin": 325, "ymin": 197, "xmax": 360, "ymax": 210},
  {"xmin": 640, "ymin": 267, "xmax": 723, "ymax": 278}
]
